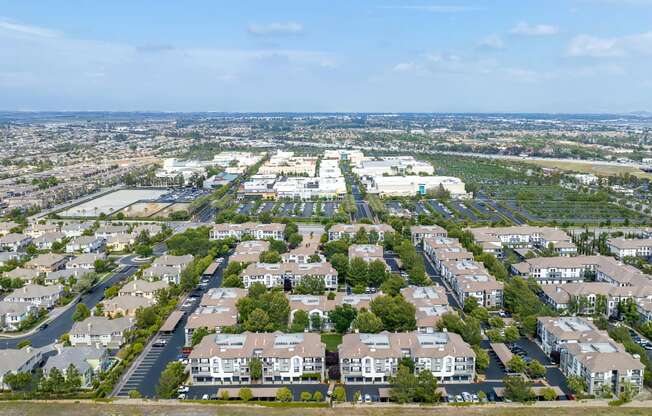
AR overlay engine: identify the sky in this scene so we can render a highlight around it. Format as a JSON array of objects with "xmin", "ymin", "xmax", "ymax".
[{"xmin": 1, "ymin": 0, "xmax": 652, "ymax": 113}]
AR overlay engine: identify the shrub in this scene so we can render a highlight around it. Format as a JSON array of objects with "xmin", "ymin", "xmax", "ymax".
[{"xmin": 239, "ymin": 387, "xmax": 253, "ymax": 401}]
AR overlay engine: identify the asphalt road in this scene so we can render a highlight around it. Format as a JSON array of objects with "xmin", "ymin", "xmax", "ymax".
[
  {"xmin": 0, "ymin": 265, "xmax": 138, "ymax": 349},
  {"xmin": 115, "ymin": 254, "xmax": 228, "ymax": 398}
]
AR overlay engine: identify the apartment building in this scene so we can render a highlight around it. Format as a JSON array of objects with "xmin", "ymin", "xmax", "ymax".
[
  {"xmin": 241, "ymin": 262, "xmax": 338, "ymax": 290},
  {"xmin": 323, "ymin": 149, "xmax": 364, "ymax": 167},
  {"xmin": 257, "ymin": 152, "xmax": 318, "ymax": 177},
  {"xmin": 537, "ymin": 316, "xmax": 602, "ymax": 357},
  {"xmin": 440, "ymin": 260, "xmax": 504, "ymax": 307},
  {"xmin": 0, "ymin": 221, "xmax": 19, "ymax": 237},
  {"xmin": 540, "ymin": 282, "xmax": 652, "ymax": 317},
  {"xmin": 210, "ymin": 222, "xmax": 285, "ymax": 241},
  {"xmin": 69, "ymin": 316, "xmax": 134, "ymax": 348},
  {"xmin": 288, "ymin": 292, "xmax": 381, "ymax": 331},
  {"xmin": 328, "ymin": 223, "xmax": 394, "ymax": 242},
  {"xmin": 607, "ymin": 238, "xmax": 652, "ymax": 260},
  {"xmin": 423, "ymin": 236, "xmax": 462, "ymax": 257},
  {"xmin": 230, "ymin": 240, "xmax": 270, "ymax": 264},
  {"xmin": 512, "ymin": 255, "xmax": 652, "ymax": 287},
  {"xmin": 469, "ymin": 226, "xmax": 576, "ymax": 257},
  {"xmin": 184, "ymin": 287, "xmax": 247, "ymax": 345},
  {"xmin": 411, "ymin": 225, "xmax": 448, "ymax": 246},
  {"xmin": 189, "ymin": 332, "xmax": 325, "ymax": 384},
  {"xmin": 339, "ymin": 331, "xmax": 475, "ymax": 384},
  {"xmin": 348, "ymin": 244, "xmax": 387, "ymax": 267},
  {"xmin": 560, "ymin": 335, "xmax": 644, "ymax": 396},
  {"xmin": 282, "ymin": 233, "xmax": 321, "ymax": 264},
  {"xmin": 429, "ymin": 247, "xmax": 474, "ymax": 272},
  {"xmin": 400, "ymin": 286, "xmax": 450, "ymax": 332}
]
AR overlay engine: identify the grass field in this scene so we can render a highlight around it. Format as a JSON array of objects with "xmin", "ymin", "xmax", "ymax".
[
  {"xmin": 321, "ymin": 333, "xmax": 343, "ymax": 352},
  {"xmin": 521, "ymin": 159, "xmax": 652, "ymax": 179},
  {"xmin": 2, "ymin": 402, "xmax": 652, "ymax": 416}
]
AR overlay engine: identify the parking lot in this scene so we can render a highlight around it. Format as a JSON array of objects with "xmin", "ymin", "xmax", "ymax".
[{"xmin": 116, "ymin": 331, "xmax": 174, "ymax": 397}]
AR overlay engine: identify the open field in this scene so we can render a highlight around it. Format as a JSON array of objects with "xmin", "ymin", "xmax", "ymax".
[
  {"xmin": 118, "ymin": 202, "xmax": 171, "ymax": 218},
  {"xmin": 59, "ymin": 189, "xmax": 168, "ymax": 217},
  {"xmin": 155, "ymin": 202, "xmax": 191, "ymax": 217},
  {"xmin": 1, "ymin": 402, "xmax": 652, "ymax": 416},
  {"xmin": 520, "ymin": 159, "xmax": 652, "ymax": 179}
]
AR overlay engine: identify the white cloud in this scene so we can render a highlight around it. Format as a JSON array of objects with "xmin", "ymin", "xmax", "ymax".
[
  {"xmin": 379, "ymin": 5, "xmax": 482, "ymax": 13},
  {"xmin": 567, "ymin": 32, "xmax": 652, "ymax": 57},
  {"xmin": 510, "ymin": 22, "xmax": 559, "ymax": 36},
  {"xmin": 478, "ymin": 34, "xmax": 504, "ymax": 49},
  {"xmin": 0, "ymin": 18, "xmax": 60, "ymax": 38},
  {"xmin": 247, "ymin": 22, "xmax": 303, "ymax": 36}
]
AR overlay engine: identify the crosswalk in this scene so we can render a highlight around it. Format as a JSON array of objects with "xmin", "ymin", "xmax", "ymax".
[{"xmin": 115, "ymin": 332, "xmax": 174, "ymax": 397}]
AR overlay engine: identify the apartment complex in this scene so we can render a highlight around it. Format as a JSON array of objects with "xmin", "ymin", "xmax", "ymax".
[
  {"xmin": 400, "ymin": 286, "xmax": 450, "ymax": 332},
  {"xmin": 469, "ymin": 226, "xmax": 576, "ymax": 258},
  {"xmin": 328, "ymin": 223, "xmax": 394, "ymax": 242},
  {"xmin": 241, "ymin": 262, "xmax": 338, "ymax": 290},
  {"xmin": 411, "ymin": 225, "xmax": 448, "ymax": 245},
  {"xmin": 189, "ymin": 332, "xmax": 325, "ymax": 384},
  {"xmin": 210, "ymin": 222, "xmax": 285, "ymax": 241},
  {"xmin": 607, "ymin": 238, "xmax": 652, "ymax": 260},
  {"xmin": 339, "ymin": 331, "xmax": 475, "ymax": 384},
  {"xmin": 288, "ymin": 293, "xmax": 380, "ymax": 331},
  {"xmin": 184, "ymin": 287, "xmax": 247, "ymax": 345},
  {"xmin": 230, "ymin": 240, "xmax": 270, "ymax": 264}
]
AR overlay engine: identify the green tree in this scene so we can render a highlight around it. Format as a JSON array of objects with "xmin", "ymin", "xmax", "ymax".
[
  {"xmin": 135, "ymin": 244, "xmax": 153, "ymax": 257},
  {"xmin": 503, "ymin": 376, "xmax": 535, "ymax": 403},
  {"xmin": 239, "ymin": 387, "xmax": 253, "ymax": 401},
  {"xmin": 276, "ymin": 387, "xmax": 293, "ymax": 402},
  {"xmin": 250, "ymin": 358, "xmax": 262, "ymax": 381},
  {"xmin": 333, "ymin": 386, "xmax": 346, "ymax": 402},
  {"xmin": 414, "ymin": 370, "xmax": 440, "ymax": 403},
  {"xmin": 379, "ymin": 273, "xmax": 406, "ymax": 296},
  {"xmin": 312, "ymin": 390, "xmax": 324, "ymax": 402},
  {"xmin": 330, "ymin": 253, "xmax": 349, "ymax": 279},
  {"xmin": 290, "ymin": 310, "xmax": 310, "ymax": 332},
  {"xmin": 348, "ymin": 257, "xmax": 368, "ymax": 288},
  {"xmin": 566, "ymin": 375, "xmax": 587, "ymax": 395},
  {"xmin": 367, "ymin": 259, "xmax": 388, "ymax": 287},
  {"xmin": 369, "ymin": 294, "xmax": 416, "ymax": 332},
  {"xmin": 259, "ymin": 250, "xmax": 281, "ymax": 263},
  {"xmin": 293, "ymin": 275, "xmax": 326, "ymax": 295},
  {"xmin": 288, "ymin": 233, "xmax": 303, "ymax": 249},
  {"xmin": 300, "ymin": 391, "xmax": 312, "ymax": 401},
  {"xmin": 389, "ymin": 365, "xmax": 417, "ymax": 404},
  {"xmin": 541, "ymin": 387, "xmax": 557, "ymax": 401},
  {"xmin": 507, "ymin": 355, "xmax": 527, "ymax": 374},
  {"xmin": 473, "ymin": 345, "xmax": 490, "ymax": 373},
  {"xmin": 329, "ymin": 304, "xmax": 358, "ymax": 333},
  {"xmin": 351, "ymin": 310, "xmax": 383, "ymax": 333},
  {"xmin": 244, "ymin": 308, "xmax": 271, "ymax": 332},
  {"xmin": 310, "ymin": 313, "xmax": 322, "ymax": 331},
  {"xmin": 72, "ymin": 303, "xmax": 90, "ymax": 322},
  {"xmin": 526, "ymin": 360, "xmax": 546, "ymax": 379},
  {"xmin": 504, "ymin": 326, "xmax": 520, "ymax": 342},
  {"xmin": 156, "ymin": 361, "xmax": 187, "ymax": 399},
  {"xmin": 191, "ymin": 327, "xmax": 210, "ymax": 346},
  {"xmin": 3, "ymin": 372, "xmax": 32, "ymax": 391},
  {"xmin": 64, "ymin": 364, "xmax": 82, "ymax": 391}
]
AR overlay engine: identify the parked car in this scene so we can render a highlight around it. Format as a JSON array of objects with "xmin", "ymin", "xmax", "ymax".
[
  {"xmin": 177, "ymin": 386, "xmax": 189, "ymax": 393},
  {"xmin": 364, "ymin": 394, "xmax": 372, "ymax": 403},
  {"xmin": 177, "ymin": 393, "xmax": 186, "ymax": 400},
  {"xmin": 202, "ymin": 394, "xmax": 209, "ymax": 400}
]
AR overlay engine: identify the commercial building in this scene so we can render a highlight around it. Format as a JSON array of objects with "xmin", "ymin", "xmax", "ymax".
[
  {"xmin": 339, "ymin": 331, "xmax": 475, "ymax": 384},
  {"xmin": 189, "ymin": 332, "xmax": 325, "ymax": 384},
  {"xmin": 353, "ymin": 156, "xmax": 434, "ymax": 177},
  {"xmin": 363, "ymin": 175, "xmax": 468, "ymax": 199}
]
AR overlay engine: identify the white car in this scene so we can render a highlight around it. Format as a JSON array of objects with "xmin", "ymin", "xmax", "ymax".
[
  {"xmin": 177, "ymin": 386, "xmax": 189, "ymax": 393},
  {"xmin": 364, "ymin": 394, "xmax": 372, "ymax": 403},
  {"xmin": 202, "ymin": 394, "xmax": 209, "ymax": 400},
  {"xmin": 177, "ymin": 393, "xmax": 186, "ymax": 400}
]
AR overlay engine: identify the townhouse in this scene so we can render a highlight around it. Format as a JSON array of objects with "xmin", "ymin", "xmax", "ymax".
[
  {"xmin": 105, "ymin": 233, "xmax": 135, "ymax": 252},
  {"xmin": 0, "ymin": 221, "xmax": 19, "ymax": 237},
  {"xmin": 43, "ymin": 346, "xmax": 110, "ymax": 388},
  {"xmin": 348, "ymin": 244, "xmax": 388, "ymax": 268},
  {"xmin": 560, "ymin": 335, "xmax": 644, "ymax": 396},
  {"xmin": 0, "ymin": 301, "xmax": 37, "ymax": 331},
  {"xmin": 241, "ymin": 261, "xmax": 338, "ymax": 290},
  {"xmin": 184, "ymin": 287, "xmax": 247, "ymax": 345},
  {"xmin": 61, "ymin": 221, "xmax": 94, "ymax": 238},
  {"xmin": 66, "ymin": 253, "xmax": 106, "ymax": 270},
  {"xmin": 0, "ymin": 233, "xmax": 32, "ymax": 252},
  {"xmin": 24, "ymin": 223, "xmax": 59, "ymax": 238},
  {"xmin": 400, "ymin": 286, "xmax": 450, "ymax": 332},
  {"xmin": 469, "ymin": 226, "xmax": 577, "ymax": 258},
  {"xmin": 512, "ymin": 255, "xmax": 652, "ymax": 287},
  {"xmin": 189, "ymin": 332, "xmax": 325, "ymax": 384},
  {"xmin": 422, "ymin": 236, "xmax": 462, "ymax": 258},
  {"xmin": 411, "ymin": 225, "xmax": 448, "ymax": 246},
  {"xmin": 118, "ymin": 279, "xmax": 169, "ymax": 299},
  {"xmin": 230, "ymin": 240, "xmax": 270, "ymax": 264},
  {"xmin": 3, "ymin": 267, "xmax": 41, "ymax": 284},
  {"xmin": 94, "ymin": 225, "xmax": 129, "ymax": 239},
  {"xmin": 103, "ymin": 295, "xmax": 154, "ymax": 318},
  {"xmin": 0, "ymin": 346, "xmax": 53, "ymax": 390},
  {"xmin": 327, "ymin": 223, "xmax": 394, "ymax": 242},
  {"xmin": 131, "ymin": 223, "xmax": 163, "ymax": 237},
  {"xmin": 4, "ymin": 284, "xmax": 64, "ymax": 308},
  {"xmin": 0, "ymin": 252, "xmax": 20, "ymax": 267},
  {"xmin": 69, "ymin": 316, "xmax": 134, "ymax": 348},
  {"xmin": 210, "ymin": 223, "xmax": 285, "ymax": 241},
  {"xmin": 429, "ymin": 247, "xmax": 474, "ymax": 272},
  {"xmin": 607, "ymin": 238, "xmax": 652, "ymax": 260},
  {"xmin": 339, "ymin": 331, "xmax": 475, "ymax": 384},
  {"xmin": 65, "ymin": 235, "xmax": 105, "ymax": 253},
  {"xmin": 24, "ymin": 253, "xmax": 67, "ymax": 273},
  {"xmin": 143, "ymin": 265, "xmax": 183, "ymax": 285},
  {"xmin": 32, "ymin": 231, "xmax": 66, "ymax": 250}
]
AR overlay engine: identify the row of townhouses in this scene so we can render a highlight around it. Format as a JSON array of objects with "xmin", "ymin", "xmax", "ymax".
[
  {"xmin": 209, "ymin": 223, "xmax": 286, "ymax": 241},
  {"xmin": 468, "ymin": 226, "xmax": 577, "ymax": 258},
  {"xmin": 240, "ymin": 261, "xmax": 338, "ymax": 290}
]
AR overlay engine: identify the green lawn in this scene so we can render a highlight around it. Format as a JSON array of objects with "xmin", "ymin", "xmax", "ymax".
[{"xmin": 321, "ymin": 333, "xmax": 342, "ymax": 352}]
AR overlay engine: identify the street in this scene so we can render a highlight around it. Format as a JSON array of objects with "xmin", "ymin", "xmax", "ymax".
[{"xmin": 0, "ymin": 264, "xmax": 138, "ymax": 349}]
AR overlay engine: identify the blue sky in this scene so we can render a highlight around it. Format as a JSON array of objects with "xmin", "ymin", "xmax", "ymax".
[{"xmin": 1, "ymin": 0, "xmax": 652, "ymax": 112}]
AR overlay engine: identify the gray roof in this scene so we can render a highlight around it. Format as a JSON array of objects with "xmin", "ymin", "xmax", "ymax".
[
  {"xmin": 0, "ymin": 345, "xmax": 54, "ymax": 374},
  {"xmin": 43, "ymin": 346, "xmax": 107, "ymax": 374},
  {"xmin": 70, "ymin": 316, "xmax": 134, "ymax": 336}
]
